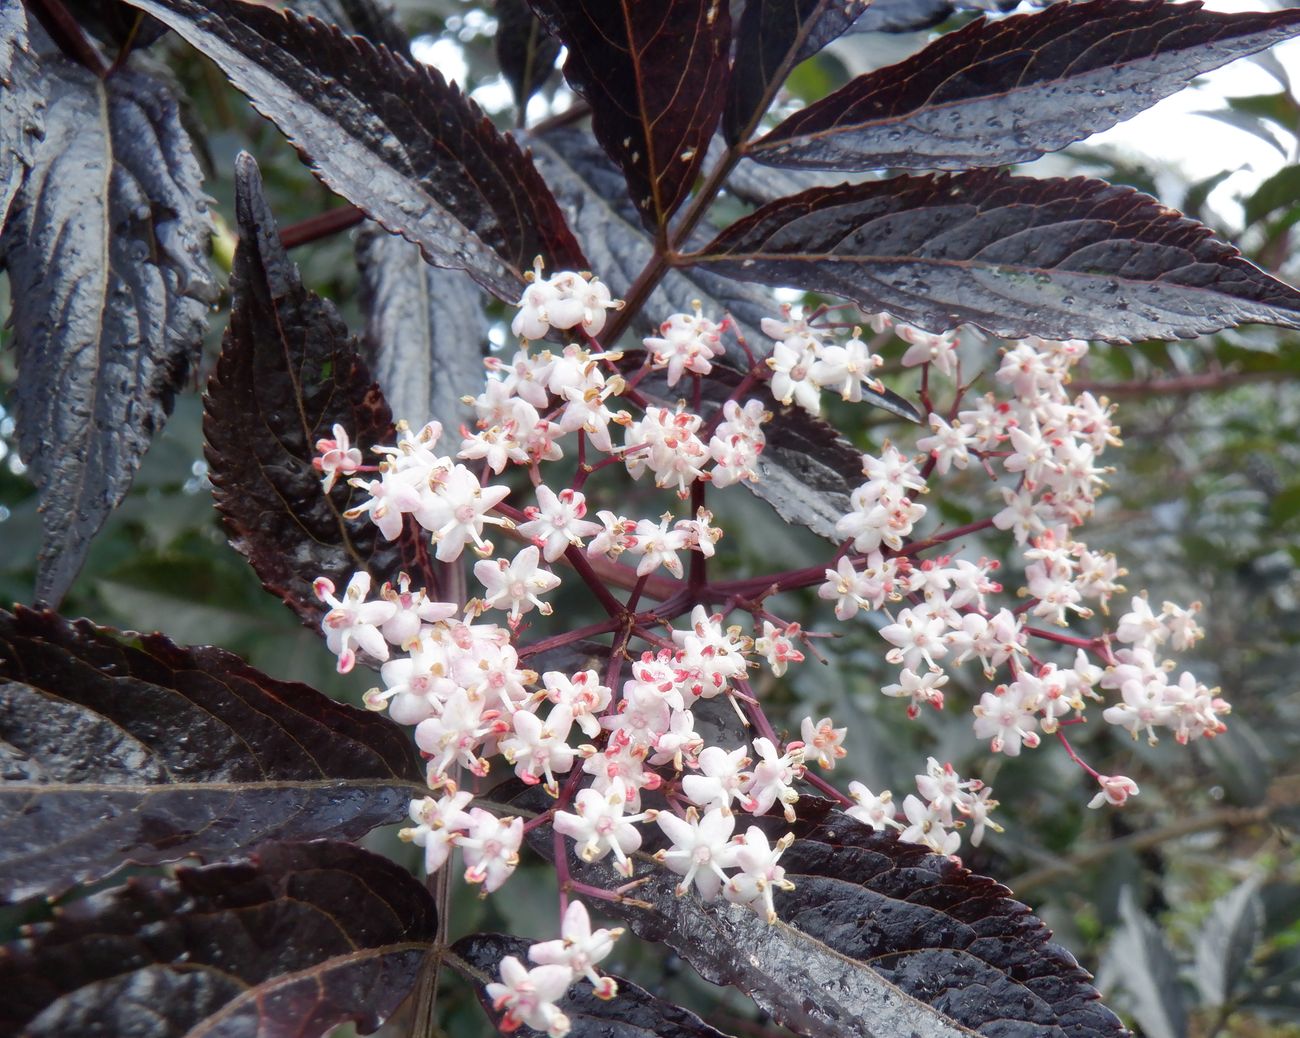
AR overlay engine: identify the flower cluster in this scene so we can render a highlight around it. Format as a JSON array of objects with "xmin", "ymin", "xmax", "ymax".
[{"xmin": 309, "ymin": 263, "xmax": 1223, "ymax": 1035}]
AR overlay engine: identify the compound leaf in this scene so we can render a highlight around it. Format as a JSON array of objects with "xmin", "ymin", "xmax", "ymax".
[
  {"xmin": 204, "ymin": 154, "xmax": 426, "ymax": 627},
  {"xmin": 121, "ymin": 0, "xmax": 585, "ymax": 299},
  {"xmin": 1, "ymin": 56, "xmax": 214, "ymax": 606},
  {"xmin": 0, "ymin": 841, "xmax": 436, "ymax": 1037},
  {"xmin": 453, "ymin": 932, "xmax": 735, "ymax": 1038},
  {"xmin": 0, "ymin": 607, "xmax": 424, "ymax": 904},
  {"xmin": 356, "ymin": 223, "xmax": 489, "ymax": 432},
  {"xmin": 521, "ymin": 802, "xmax": 1127, "ymax": 1038},
  {"xmin": 749, "ymin": 0, "xmax": 1300, "ymax": 172},
  {"xmin": 692, "ymin": 170, "xmax": 1300, "ymax": 342},
  {"xmin": 527, "ymin": 0, "xmax": 731, "ymax": 232}
]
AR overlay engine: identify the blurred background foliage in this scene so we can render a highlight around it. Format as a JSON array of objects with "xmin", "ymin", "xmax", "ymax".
[{"xmin": 2, "ymin": 2, "xmax": 1300, "ymax": 1035}]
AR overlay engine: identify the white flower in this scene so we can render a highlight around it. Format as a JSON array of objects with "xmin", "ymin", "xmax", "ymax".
[
  {"xmin": 314, "ymin": 572, "xmax": 397, "ymax": 673},
  {"xmin": 881, "ymin": 667, "xmax": 949, "ymax": 719},
  {"xmin": 529, "ymin": 901, "xmax": 624, "ymax": 999},
  {"xmin": 499, "ymin": 705, "xmax": 578, "ymax": 793},
  {"xmin": 417, "ymin": 464, "xmax": 512, "ymax": 561},
  {"xmin": 898, "ymin": 794, "xmax": 960, "ymax": 856},
  {"xmin": 724, "ymin": 827, "xmax": 796, "ymax": 924},
  {"xmin": 313, "ymin": 423, "xmax": 363, "ymax": 491},
  {"xmin": 880, "ymin": 606, "xmax": 949, "ymax": 673},
  {"xmin": 518, "ymin": 486, "xmax": 602, "ymax": 562},
  {"xmin": 972, "ymin": 683, "xmax": 1042, "ymax": 756},
  {"xmin": 846, "ymin": 782, "xmax": 902, "ymax": 831},
  {"xmin": 655, "ymin": 807, "xmax": 738, "ymax": 899},
  {"xmin": 542, "ymin": 670, "xmax": 611, "ymax": 739},
  {"xmin": 554, "ymin": 779, "xmax": 654, "ymax": 877},
  {"xmin": 682, "ymin": 745, "xmax": 750, "ymax": 813},
  {"xmin": 399, "ymin": 788, "xmax": 473, "ymax": 873},
  {"xmin": 798, "ymin": 716, "xmax": 846, "ymax": 770},
  {"xmin": 486, "ymin": 955, "xmax": 572, "ymax": 1037},
  {"xmin": 757, "ymin": 622, "xmax": 806, "ymax": 677},
  {"xmin": 460, "ymin": 809, "xmax": 524, "ymax": 893},
  {"xmin": 643, "ymin": 303, "xmax": 722, "ymax": 387},
  {"xmin": 474, "ymin": 545, "xmax": 561, "ymax": 623},
  {"xmin": 1088, "ymin": 774, "xmax": 1140, "ymax": 809},
  {"xmin": 743, "ymin": 738, "xmax": 803, "ymax": 822}
]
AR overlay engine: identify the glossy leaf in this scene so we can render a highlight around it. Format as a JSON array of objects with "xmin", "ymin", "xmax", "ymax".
[
  {"xmin": 496, "ymin": 0, "xmax": 561, "ymax": 110},
  {"xmin": 205, "ymin": 154, "xmax": 426, "ymax": 627},
  {"xmin": 120, "ymin": 0, "xmax": 585, "ymax": 299},
  {"xmin": 1195, "ymin": 877, "xmax": 1264, "ymax": 1007},
  {"xmin": 724, "ymin": 0, "xmax": 868, "ymax": 145},
  {"xmin": 0, "ymin": 841, "xmax": 436, "ymax": 1037},
  {"xmin": 527, "ymin": 0, "xmax": 731, "ymax": 231},
  {"xmin": 0, "ymin": 0, "xmax": 41, "ymax": 229},
  {"xmin": 1, "ymin": 56, "xmax": 214, "ymax": 606},
  {"xmin": 0, "ymin": 607, "xmax": 424, "ymax": 904},
  {"xmin": 692, "ymin": 170, "xmax": 1300, "ymax": 342},
  {"xmin": 356, "ymin": 222, "xmax": 489, "ymax": 432},
  {"xmin": 521, "ymin": 802, "xmax": 1127, "ymax": 1038},
  {"xmin": 453, "ymin": 932, "xmax": 735, "ymax": 1038},
  {"xmin": 750, "ymin": 0, "xmax": 1300, "ymax": 171}
]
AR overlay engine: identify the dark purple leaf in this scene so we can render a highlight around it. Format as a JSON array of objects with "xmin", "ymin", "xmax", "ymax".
[
  {"xmin": 120, "ymin": 0, "xmax": 586, "ymax": 299},
  {"xmin": 496, "ymin": 0, "xmax": 561, "ymax": 110},
  {"xmin": 692, "ymin": 170, "xmax": 1300, "ymax": 342},
  {"xmin": 452, "ymin": 932, "xmax": 736, "ymax": 1038},
  {"xmin": 0, "ymin": 841, "xmax": 436, "ymax": 1037},
  {"xmin": 0, "ymin": 0, "xmax": 42, "ymax": 229},
  {"xmin": 356, "ymin": 222, "xmax": 489, "ymax": 432},
  {"xmin": 851, "ymin": 0, "xmax": 1028, "ymax": 34},
  {"xmin": 527, "ymin": 0, "xmax": 731, "ymax": 232},
  {"xmin": 1, "ymin": 55, "xmax": 215, "ymax": 606},
  {"xmin": 749, "ymin": 0, "xmax": 1300, "ymax": 171},
  {"xmin": 204, "ymin": 154, "xmax": 427, "ymax": 628},
  {"xmin": 724, "ymin": 0, "xmax": 868, "ymax": 145},
  {"xmin": 519, "ymin": 801, "xmax": 1128, "ymax": 1038},
  {"xmin": 0, "ymin": 606, "xmax": 424, "ymax": 904}
]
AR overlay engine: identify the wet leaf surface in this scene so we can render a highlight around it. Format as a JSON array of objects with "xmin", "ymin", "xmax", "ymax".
[
  {"xmin": 121, "ymin": 0, "xmax": 585, "ymax": 298},
  {"xmin": 692, "ymin": 170, "xmax": 1300, "ymax": 342},
  {"xmin": 1, "ymin": 55, "xmax": 214, "ymax": 606},
  {"xmin": 750, "ymin": 0, "xmax": 1300, "ymax": 171},
  {"xmin": 0, "ymin": 0, "xmax": 41, "ymax": 229},
  {"xmin": 453, "ymin": 932, "xmax": 736, "ymax": 1038},
  {"xmin": 516, "ymin": 800, "xmax": 1128, "ymax": 1038},
  {"xmin": 204, "ymin": 155, "xmax": 427, "ymax": 628},
  {"xmin": 356, "ymin": 223, "xmax": 489, "ymax": 432},
  {"xmin": 0, "ymin": 840, "xmax": 436, "ymax": 1037},
  {"xmin": 527, "ymin": 0, "xmax": 730, "ymax": 232},
  {"xmin": 0, "ymin": 607, "xmax": 424, "ymax": 904}
]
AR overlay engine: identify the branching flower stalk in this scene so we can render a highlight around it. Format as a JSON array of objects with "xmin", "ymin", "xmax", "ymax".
[{"xmin": 311, "ymin": 264, "xmax": 1227, "ymax": 1035}]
